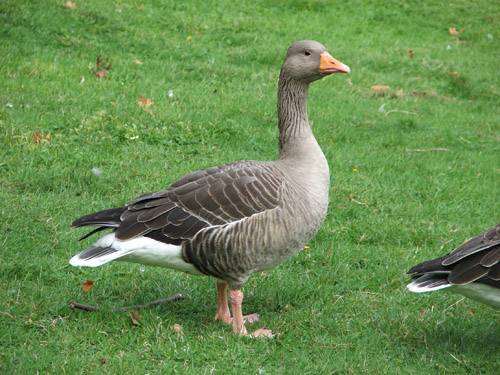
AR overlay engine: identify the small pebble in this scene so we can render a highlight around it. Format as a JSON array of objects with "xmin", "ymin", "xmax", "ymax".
[
  {"xmin": 91, "ymin": 167, "xmax": 103, "ymax": 177},
  {"xmin": 167, "ymin": 89, "xmax": 174, "ymax": 98},
  {"xmin": 172, "ymin": 323, "xmax": 182, "ymax": 333}
]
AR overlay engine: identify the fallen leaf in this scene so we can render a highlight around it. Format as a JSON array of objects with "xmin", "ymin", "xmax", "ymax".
[
  {"xmin": 132, "ymin": 58, "xmax": 143, "ymax": 65},
  {"xmin": 82, "ymin": 280, "xmax": 94, "ymax": 293},
  {"xmin": 100, "ymin": 357, "xmax": 107, "ymax": 365},
  {"xmin": 407, "ymin": 49, "xmax": 415, "ymax": 59},
  {"xmin": 391, "ymin": 89, "xmax": 404, "ymax": 99},
  {"xmin": 449, "ymin": 27, "xmax": 464, "ymax": 36},
  {"xmin": 95, "ymin": 56, "xmax": 112, "ymax": 79},
  {"xmin": 130, "ymin": 311, "xmax": 141, "ymax": 326},
  {"xmin": 171, "ymin": 323, "xmax": 182, "ymax": 333},
  {"xmin": 64, "ymin": 0, "xmax": 76, "ymax": 9},
  {"xmin": 138, "ymin": 96, "xmax": 153, "ymax": 108},
  {"xmin": 449, "ymin": 71, "xmax": 460, "ymax": 80},
  {"xmin": 371, "ymin": 85, "xmax": 390, "ymax": 95},
  {"xmin": 32, "ymin": 131, "xmax": 51, "ymax": 144},
  {"xmin": 95, "ymin": 69, "xmax": 108, "ymax": 79}
]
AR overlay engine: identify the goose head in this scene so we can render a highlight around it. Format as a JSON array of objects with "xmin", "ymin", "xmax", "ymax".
[{"xmin": 281, "ymin": 40, "xmax": 350, "ymax": 83}]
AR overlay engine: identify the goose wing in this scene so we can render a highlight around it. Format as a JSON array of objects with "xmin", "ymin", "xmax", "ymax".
[
  {"xmin": 113, "ymin": 161, "xmax": 283, "ymax": 244},
  {"xmin": 408, "ymin": 225, "xmax": 500, "ymax": 286}
]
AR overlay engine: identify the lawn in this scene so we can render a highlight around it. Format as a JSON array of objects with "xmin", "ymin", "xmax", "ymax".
[{"xmin": 1, "ymin": 0, "xmax": 499, "ymax": 373}]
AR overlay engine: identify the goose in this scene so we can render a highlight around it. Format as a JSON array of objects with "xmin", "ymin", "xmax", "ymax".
[
  {"xmin": 70, "ymin": 40, "xmax": 351, "ymax": 336},
  {"xmin": 407, "ymin": 224, "xmax": 500, "ymax": 308}
]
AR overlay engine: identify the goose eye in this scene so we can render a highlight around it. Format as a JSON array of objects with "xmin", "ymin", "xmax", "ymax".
[{"xmin": 304, "ymin": 51, "xmax": 311, "ymax": 56}]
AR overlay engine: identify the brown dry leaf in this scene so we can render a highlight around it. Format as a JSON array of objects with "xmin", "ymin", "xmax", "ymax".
[
  {"xmin": 407, "ymin": 49, "xmax": 415, "ymax": 59},
  {"xmin": 132, "ymin": 58, "xmax": 143, "ymax": 65},
  {"xmin": 371, "ymin": 85, "xmax": 390, "ymax": 95},
  {"xmin": 448, "ymin": 27, "xmax": 462, "ymax": 36},
  {"xmin": 64, "ymin": 0, "xmax": 76, "ymax": 9},
  {"xmin": 130, "ymin": 311, "xmax": 141, "ymax": 326},
  {"xmin": 95, "ymin": 69, "xmax": 108, "ymax": 79},
  {"xmin": 171, "ymin": 323, "xmax": 182, "ymax": 333},
  {"xmin": 449, "ymin": 71, "xmax": 460, "ymax": 80},
  {"xmin": 32, "ymin": 131, "xmax": 51, "ymax": 144},
  {"xmin": 82, "ymin": 280, "xmax": 94, "ymax": 293},
  {"xmin": 391, "ymin": 89, "xmax": 404, "ymax": 99},
  {"xmin": 95, "ymin": 56, "xmax": 112, "ymax": 78},
  {"xmin": 138, "ymin": 96, "xmax": 153, "ymax": 108}
]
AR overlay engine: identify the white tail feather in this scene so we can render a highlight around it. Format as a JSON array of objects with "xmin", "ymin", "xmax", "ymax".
[
  {"xmin": 407, "ymin": 279, "xmax": 452, "ymax": 293},
  {"xmin": 70, "ymin": 233, "xmax": 201, "ymax": 274}
]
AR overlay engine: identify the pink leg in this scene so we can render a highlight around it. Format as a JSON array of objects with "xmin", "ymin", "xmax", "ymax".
[
  {"xmin": 230, "ymin": 288, "xmax": 248, "ymax": 335},
  {"xmin": 229, "ymin": 289, "xmax": 273, "ymax": 337},
  {"xmin": 214, "ymin": 282, "xmax": 232, "ymax": 324}
]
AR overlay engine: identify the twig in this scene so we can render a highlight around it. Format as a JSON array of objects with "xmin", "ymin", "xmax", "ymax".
[
  {"xmin": 69, "ymin": 302, "xmax": 99, "ymax": 312},
  {"xmin": 449, "ymin": 353, "xmax": 463, "ymax": 364},
  {"xmin": 69, "ymin": 293, "xmax": 185, "ymax": 313},
  {"xmin": 350, "ymin": 198, "xmax": 368, "ymax": 207},
  {"xmin": 384, "ymin": 109, "xmax": 417, "ymax": 116},
  {"xmin": 406, "ymin": 148, "xmax": 449, "ymax": 153},
  {"xmin": 444, "ymin": 297, "xmax": 465, "ymax": 312},
  {"xmin": 0, "ymin": 311, "xmax": 15, "ymax": 319}
]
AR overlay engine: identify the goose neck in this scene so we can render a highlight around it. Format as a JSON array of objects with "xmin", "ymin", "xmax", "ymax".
[{"xmin": 277, "ymin": 72, "xmax": 311, "ymax": 156}]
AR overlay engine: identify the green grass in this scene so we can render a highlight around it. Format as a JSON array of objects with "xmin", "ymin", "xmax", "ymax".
[{"xmin": 1, "ymin": 0, "xmax": 499, "ymax": 373}]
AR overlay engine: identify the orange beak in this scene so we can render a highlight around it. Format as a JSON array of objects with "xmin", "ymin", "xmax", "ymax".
[{"xmin": 319, "ymin": 52, "xmax": 350, "ymax": 74}]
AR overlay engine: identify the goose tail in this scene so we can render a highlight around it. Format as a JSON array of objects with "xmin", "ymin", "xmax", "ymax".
[
  {"xmin": 72, "ymin": 207, "xmax": 126, "ymax": 228},
  {"xmin": 406, "ymin": 274, "xmax": 452, "ymax": 293},
  {"xmin": 69, "ymin": 233, "xmax": 129, "ymax": 267}
]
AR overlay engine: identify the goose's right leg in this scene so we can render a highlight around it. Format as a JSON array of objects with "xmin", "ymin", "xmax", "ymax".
[{"xmin": 214, "ymin": 282, "xmax": 232, "ymax": 324}]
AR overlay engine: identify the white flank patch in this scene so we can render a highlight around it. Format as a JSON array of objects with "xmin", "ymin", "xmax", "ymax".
[{"xmin": 69, "ymin": 233, "xmax": 201, "ymax": 275}]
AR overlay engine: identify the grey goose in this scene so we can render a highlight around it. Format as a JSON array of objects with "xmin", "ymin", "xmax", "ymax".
[
  {"xmin": 407, "ymin": 224, "xmax": 500, "ymax": 308},
  {"xmin": 70, "ymin": 40, "xmax": 351, "ymax": 336}
]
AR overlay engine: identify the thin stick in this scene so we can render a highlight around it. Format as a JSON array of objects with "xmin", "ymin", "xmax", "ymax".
[
  {"xmin": 69, "ymin": 293, "xmax": 185, "ymax": 313},
  {"xmin": 384, "ymin": 110, "xmax": 417, "ymax": 116},
  {"xmin": 406, "ymin": 148, "xmax": 449, "ymax": 153},
  {"xmin": 69, "ymin": 301, "xmax": 99, "ymax": 312}
]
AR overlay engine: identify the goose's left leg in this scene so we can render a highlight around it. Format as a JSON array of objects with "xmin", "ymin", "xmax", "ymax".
[
  {"xmin": 229, "ymin": 288, "xmax": 247, "ymax": 335},
  {"xmin": 215, "ymin": 282, "xmax": 260, "ymax": 326},
  {"xmin": 229, "ymin": 288, "xmax": 273, "ymax": 337}
]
